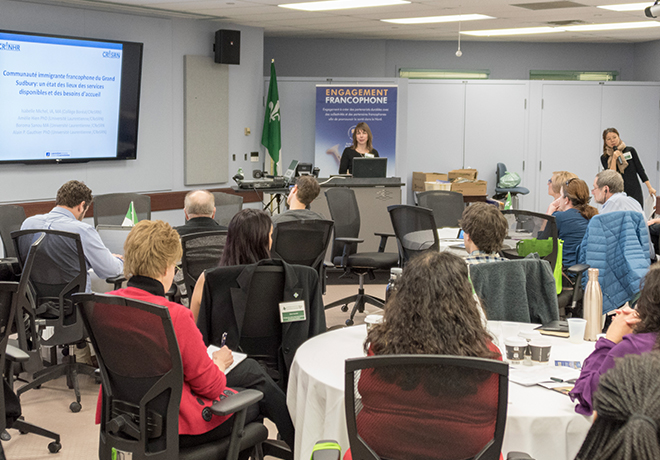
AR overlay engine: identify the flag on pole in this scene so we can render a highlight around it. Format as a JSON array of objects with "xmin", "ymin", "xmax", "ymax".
[
  {"xmin": 122, "ymin": 201, "xmax": 138, "ymax": 226},
  {"xmin": 261, "ymin": 60, "xmax": 281, "ymax": 175}
]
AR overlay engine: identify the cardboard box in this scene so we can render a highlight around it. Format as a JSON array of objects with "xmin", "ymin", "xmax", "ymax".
[
  {"xmin": 424, "ymin": 181, "xmax": 451, "ymax": 191},
  {"xmin": 448, "ymin": 169, "xmax": 478, "ymax": 181},
  {"xmin": 412, "ymin": 172, "xmax": 448, "ymax": 192},
  {"xmin": 451, "ymin": 180, "xmax": 487, "ymax": 196}
]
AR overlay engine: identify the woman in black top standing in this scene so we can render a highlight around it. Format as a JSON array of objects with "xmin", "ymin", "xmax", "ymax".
[
  {"xmin": 339, "ymin": 122, "xmax": 379, "ymax": 174},
  {"xmin": 600, "ymin": 127, "xmax": 656, "ymax": 207}
]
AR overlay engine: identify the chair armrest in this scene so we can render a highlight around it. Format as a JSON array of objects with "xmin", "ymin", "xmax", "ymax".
[
  {"xmin": 106, "ymin": 275, "xmax": 126, "ymax": 290},
  {"xmin": 209, "ymin": 389, "xmax": 264, "ymax": 417},
  {"xmin": 374, "ymin": 232, "xmax": 394, "ymax": 252},
  {"xmin": 506, "ymin": 453, "xmax": 535, "ymax": 460},
  {"xmin": 6, "ymin": 344, "xmax": 29, "ymax": 363},
  {"xmin": 311, "ymin": 440, "xmax": 341, "ymax": 460},
  {"xmin": 335, "ymin": 237, "xmax": 363, "ymax": 244},
  {"xmin": 567, "ymin": 264, "xmax": 589, "ymax": 276}
]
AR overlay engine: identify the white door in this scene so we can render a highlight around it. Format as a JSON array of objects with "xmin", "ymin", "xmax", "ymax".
[
  {"xmin": 464, "ymin": 82, "xmax": 528, "ymax": 201},
  {"xmin": 406, "ymin": 80, "xmax": 466, "ymax": 177},
  {"xmin": 538, "ymin": 83, "xmax": 603, "ymax": 213}
]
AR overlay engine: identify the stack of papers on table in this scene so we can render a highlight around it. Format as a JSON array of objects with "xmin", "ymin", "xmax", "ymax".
[{"xmin": 509, "ymin": 364, "xmax": 580, "ymax": 388}]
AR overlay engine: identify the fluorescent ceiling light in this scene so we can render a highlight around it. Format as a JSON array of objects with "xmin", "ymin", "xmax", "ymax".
[
  {"xmin": 563, "ymin": 21, "xmax": 660, "ymax": 31},
  {"xmin": 461, "ymin": 26, "xmax": 563, "ymax": 36},
  {"xmin": 382, "ymin": 14, "xmax": 494, "ymax": 24},
  {"xmin": 279, "ymin": 0, "xmax": 409, "ymax": 11},
  {"xmin": 597, "ymin": 2, "xmax": 654, "ymax": 11}
]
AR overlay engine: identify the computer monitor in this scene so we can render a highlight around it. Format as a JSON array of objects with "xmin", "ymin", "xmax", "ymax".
[
  {"xmin": 352, "ymin": 157, "xmax": 387, "ymax": 178},
  {"xmin": 96, "ymin": 225, "xmax": 133, "ymax": 255}
]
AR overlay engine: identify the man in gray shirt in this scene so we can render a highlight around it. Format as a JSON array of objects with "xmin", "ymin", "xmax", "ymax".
[{"xmin": 272, "ymin": 175, "xmax": 326, "ymax": 225}]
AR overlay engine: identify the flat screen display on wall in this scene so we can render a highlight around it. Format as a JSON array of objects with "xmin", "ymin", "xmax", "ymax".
[{"xmin": 0, "ymin": 29, "xmax": 143, "ymax": 164}]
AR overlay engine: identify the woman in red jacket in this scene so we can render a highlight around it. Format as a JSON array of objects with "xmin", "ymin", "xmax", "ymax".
[
  {"xmin": 356, "ymin": 251, "xmax": 502, "ymax": 460},
  {"xmin": 100, "ymin": 220, "xmax": 293, "ymax": 450}
]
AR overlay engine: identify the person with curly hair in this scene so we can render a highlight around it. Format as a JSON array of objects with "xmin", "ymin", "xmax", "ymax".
[
  {"xmin": 574, "ymin": 351, "xmax": 660, "ymax": 460},
  {"xmin": 354, "ymin": 251, "xmax": 502, "ymax": 460},
  {"xmin": 570, "ymin": 264, "xmax": 660, "ymax": 415}
]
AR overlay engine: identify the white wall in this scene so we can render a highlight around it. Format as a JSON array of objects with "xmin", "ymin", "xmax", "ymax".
[
  {"xmin": 264, "ymin": 37, "xmax": 645, "ymax": 80},
  {"xmin": 0, "ymin": 0, "xmax": 265, "ymax": 203},
  {"xmin": 634, "ymin": 40, "xmax": 660, "ymax": 81}
]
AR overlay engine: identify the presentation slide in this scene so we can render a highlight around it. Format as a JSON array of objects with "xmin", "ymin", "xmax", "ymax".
[{"xmin": 0, "ymin": 32, "xmax": 123, "ymax": 162}]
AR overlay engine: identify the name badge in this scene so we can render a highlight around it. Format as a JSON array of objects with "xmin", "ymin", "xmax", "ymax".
[
  {"xmin": 279, "ymin": 300, "xmax": 306, "ymax": 323},
  {"xmin": 623, "ymin": 152, "xmax": 633, "ymax": 161},
  {"xmin": 364, "ymin": 153, "xmax": 375, "ymax": 158}
]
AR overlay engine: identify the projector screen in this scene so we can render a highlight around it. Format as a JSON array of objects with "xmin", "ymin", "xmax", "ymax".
[{"xmin": 0, "ymin": 30, "xmax": 143, "ymax": 164}]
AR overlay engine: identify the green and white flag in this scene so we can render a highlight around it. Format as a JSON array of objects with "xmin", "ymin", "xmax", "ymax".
[
  {"xmin": 261, "ymin": 60, "xmax": 281, "ymax": 175},
  {"xmin": 122, "ymin": 201, "xmax": 138, "ymax": 227}
]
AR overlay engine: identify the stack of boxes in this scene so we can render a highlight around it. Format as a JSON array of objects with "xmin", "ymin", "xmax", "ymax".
[{"xmin": 412, "ymin": 169, "xmax": 487, "ymax": 196}]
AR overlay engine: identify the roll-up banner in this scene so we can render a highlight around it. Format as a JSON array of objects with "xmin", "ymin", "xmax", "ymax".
[{"xmin": 314, "ymin": 85, "xmax": 397, "ymax": 177}]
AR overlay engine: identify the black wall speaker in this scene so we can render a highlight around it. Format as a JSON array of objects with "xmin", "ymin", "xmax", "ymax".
[{"xmin": 214, "ymin": 29, "xmax": 240, "ymax": 65}]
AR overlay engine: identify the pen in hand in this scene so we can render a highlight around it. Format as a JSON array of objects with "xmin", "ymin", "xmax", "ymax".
[{"xmin": 220, "ymin": 331, "xmax": 227, "ymax": 348}]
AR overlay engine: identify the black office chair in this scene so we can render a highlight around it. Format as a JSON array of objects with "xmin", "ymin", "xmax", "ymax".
[
  {"xmin": 0, "ymin": 281, "xmax": 61, "ymax": 454},
  {"xmin": 415, "ymin": 190, "xmax": 464, "ymax": 228},
  {"xmin": 11, "ymin": 229, "xmax": 97, "ymax": 412},
  {"xmin": 73, "ymin": 293, "xmax": 268, "ymax": 460},
  {"xmin": 197, "ymin": 260, "xmax": 326, "ymax": 392},
  {"xmin": 271, "ymin": 219, "xmax": 334, "ymax": 293},
  {"xmin": 93, "ymin": 192, "xmax": 151, "ymax": 227},
  {"xmin": 344, "ymin": 355, "xmax": 509, "ymax": 460},
  {"xmin": 500, "ymin": 210, "xmax": 559, "ymax": 273},
  {"xmin": 324, "ymin": 188, "xmax": 398, "ymax": 326},
  {"xmin": 494, "ymin": 163, "xmax": 529, "ymax": 209},
  {"xmin": 179, "ymin": 230, "xmax": 228, "ymax": 301},
  {"xmin": 387, "ymin": 205, "xmax": 439, "ymax": 265},
  {"xmin": 212, "ymin": 192, "xmax": 243, "ymax": 227},
  {"xmin": 0, "ymin": 205, "xmax": 26, "ymax": 259}
]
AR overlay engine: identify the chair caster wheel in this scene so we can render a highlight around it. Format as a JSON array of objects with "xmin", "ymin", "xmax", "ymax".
[
  {"xmin": 345, "ymin": 319, "xmax": 354, "ymax": 326},
  {"xmin": 48, "ymin": 441, "xmax": 62, "ymax": 453},
  {"xmin": 69, "ymin": 401, "xmax": 81, "ymax": 413},
  {"xmin": 1, "ymin": 430, "xmax": 11, "ymax": 441},
  {"xmin": 341, "ymin": 305, "xmax": 348, "ymax": 312}
]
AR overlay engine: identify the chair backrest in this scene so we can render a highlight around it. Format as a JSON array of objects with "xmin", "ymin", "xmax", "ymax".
[
  {"xmin": 325, "ymin": 188, "xmax": 360, "ymax": 261},
  {"xmin": 180, "ymin": 230, "xmax": 228, "ymax": 299},
  {"xmin": 212, "ymin": 192, "xmax": 243, "ymax": 227},
  {"xmin": 0, "ymin": 282, "xmax": 20, "ymax": 434},
  {"xmin": 0, "ymin": 205, "xmax": 26, "ymax": 258},
  {"xmin": 93, "ymin": 193, "xmax": 151, "ymax": 228},
  {"xmin": 345, "ymin": 354, "xmax": 508, "ymax": 460},
  {"xmin": 501, "ymin": 210, "xmax": 559, "ymax": 272},
  {"xmin": 387, "ymin": 205, "xmax": 439, "ymax": 264},
  {"xmin": 496, "ymin": 163, "xmax": 507, "ymax": 185},
  {"xmin": 12, "ymin": 229, "xmax": 87, "ymax": 346},
  {"xmin": 271, "ymin": 219, "xmax": 334, "ymax": 279},
  {"xmin": 470, "ymin": 258, "xmax": 560, "ymax": 324},
  {"xmin": 74, "ymin": 293, "xmax": 182, "ymax": 460},
  {"xmin": 415, "ymin": 191, "xmax": 464, "ymax": 228},
  {"xmin": 198, "ymin": 260, "xmax": 323, "ymax": 391}
]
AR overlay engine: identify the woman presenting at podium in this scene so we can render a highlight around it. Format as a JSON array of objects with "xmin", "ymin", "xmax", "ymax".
[
  {"xmin": 600, "ymin": 127, "xmax": 655, "ymax": 207},
  {"xmin": 339, "ymin": 122, "xmax": 379, "ymax": 174}
]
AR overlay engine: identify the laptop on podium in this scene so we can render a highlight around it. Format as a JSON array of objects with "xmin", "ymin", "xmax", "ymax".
[{"xmin": 352, "ymin": 157, "xmax": 387, "ymax": 178}]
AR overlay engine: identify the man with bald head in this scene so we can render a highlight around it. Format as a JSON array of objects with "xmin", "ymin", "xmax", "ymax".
[{"xmin": 174, "ymin": 190, "xmax": 227, "ymax": 236}]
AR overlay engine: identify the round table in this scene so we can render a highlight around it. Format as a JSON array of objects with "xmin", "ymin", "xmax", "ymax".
[{"xmin": 287, "ymin": 322, "xmax": 595, "ymax": 460}]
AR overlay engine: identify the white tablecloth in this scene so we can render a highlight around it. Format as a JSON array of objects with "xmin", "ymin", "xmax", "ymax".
[{"xmin": 287, "ymin": 322, "xmax": 595, "ymax": 460}]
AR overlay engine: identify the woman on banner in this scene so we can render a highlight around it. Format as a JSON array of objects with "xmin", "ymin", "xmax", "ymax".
[{"xmin": 339, "ymin": 122, "xmax": 379, "ymax": 174}]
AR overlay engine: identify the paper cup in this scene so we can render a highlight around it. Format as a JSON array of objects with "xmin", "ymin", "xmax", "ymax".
[
  {"xmin": 364, "ymin": 314, "xmax": 383, "ymax": 331},
  {"xmin": 567, "ymin": 318, "xmax": 587, "ymax": 344},
  {"xmin": 504, "ymin": 336, "xmax": 528, "ymax": 364},
  {"xmin": 529, "ymin": 338, "xmax": 551, "ymax": 364}
]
